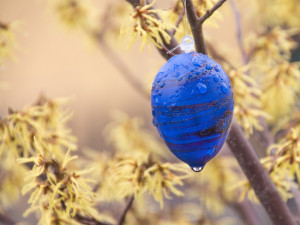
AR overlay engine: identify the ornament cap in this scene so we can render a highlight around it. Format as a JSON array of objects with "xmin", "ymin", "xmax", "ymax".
[
  {"xmin": 167, "ymin": 35, "xmax": 195, "ymax": 54},
  {"xmin": 180, "ymin": 36, "xmax": 195, "ymax": 53}
]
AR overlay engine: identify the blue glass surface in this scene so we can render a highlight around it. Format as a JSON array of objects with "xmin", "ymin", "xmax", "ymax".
[{"xmin": 151, "ymin": 52, "xmax": 234, "ymax": 171}]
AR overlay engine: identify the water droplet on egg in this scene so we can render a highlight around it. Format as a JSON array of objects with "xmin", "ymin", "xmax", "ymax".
[
  {"xmin": 195, "ymin": 71, "xmax": 200, "ymax": 75},
  {"xmin": 161, "ymin": 82, "xmax": 165, "ymax": 88},
  {"xmin": 193, "ymin": 61, "xmax": 201, "ymax": 67},
  {"xmin": 214, "ymin": 66, "xmax": 220, "ymax": 72},
  {"xmin": 178, "ymin": 77, "xmax": 183, "ymax": 81},
  {"xmin": 175, "ymin": 72, "xmax": 180, "ymax": 77},
  {"xmin": 156, "ymin": 72, "xmax": 163, "ymax": 83},
  {"xmin": 213, "ymin": 77, "xmax": 219, "ymax": 82},
  {"xmin": 173, "ymin": 64, "xmax": 180, "ymax": 71},
  {"xmin": 205, "ymin": 64, "xmax": 213, "ymax": 70},
  {"xmin": 221, "ymin": 83, "xmax": 228, "ymax": 93},
  {"xmin": 152, "ymin": 118, "xmax": 157, "ymax": 127},
  {"xmin": 191, "ymin": 166, "xmax": 203, "ymax": 172},
  {"xmin": 197, "ymin": 83, "xmax": 207, "ymax": 94}
]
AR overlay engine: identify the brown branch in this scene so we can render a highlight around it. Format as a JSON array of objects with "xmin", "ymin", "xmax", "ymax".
[
  {"xmin": 227, "ymin": 120, "xmax": 297, "ymax": 225},
  {"xmin": 198, "ymin": 0, "xmax": 228, "ymax": 24},
  {"xmin": 184, "ymin": 0, "xmax": 228, "ymax": 54},
  {"xmin": 125, "ymin": 0, "xmax": 140, "ymax": 8},
  {"xmin": 185, "ymin": 0, "xmax": 207, "ymax": 54},
  {"xmin": 117, "ymin": 195, "xmax": 134, "ymax": 225}
]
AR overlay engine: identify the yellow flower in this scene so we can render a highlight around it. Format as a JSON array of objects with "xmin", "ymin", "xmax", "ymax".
[
  {"xmin": 224, "ymin": 64, "xmax": 271, "ymax": 136},
  {"xmin": 105, "ymin": 112, "xmax": 168, "ymax": 159},
  {"xmin": 236, "ymin": 127, "xmax": 300, "ymax": 203},
  {"xmin": 50, "ymin": 0, "xmax": 89, "ymax": 29},
  {"xmin": 261, "ymin": 60, "xmax": 300, "ymax": 120},
  {"xmin": 97, "ymin": 152, "xmax": 191, "ymax": 208},
  {"xmin": 144, "ymin": 162, "xmax": 191, "ymax": 208},
  {"xmin": 0, "ymin": 96, "xmax": 77, "ymax": 212},
  {"xmin": 247, "ymin": 27, "xmax": 298, "ymax": 64},
  {"xmin": 194, "ymin": 0, "xmax": 221, "ymax": 19},
  {"xmin": 234, "ymin": 105, "xmax": 271, "ymax": 137},
  {"xmin": 18, "ymin": 149, "xmax": 114, "ymax": 225},
  {"xmin": 192, "ymin": 156, "xmax": 242, "ymax": 215},
  {"xmin": 256, "ymin": 0, "xmax": 300, "ymax": 27},
  {"xmin": 164, "ymin": 0, "xmax": 222, "ymax": 41},
  {"xmin": 120, "ymin": 0, "xmax": 173, "ymax": 50},
  {"xmin": 0, "ymin": 155, "xmax": 27, "ymax": 209}
]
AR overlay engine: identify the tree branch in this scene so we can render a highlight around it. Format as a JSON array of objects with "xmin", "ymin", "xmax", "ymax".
[
  {"xmin": 229, "ymin": 0, "xmax": 248, "ymax": 64},
  {"xmin": 95, "ymin": 34, "xmax": 150, "ymax": 100},
  {"xmin": 227, "ymin": 120, "xmax": 297, "ymax": 225},
  {"xmin": 185, "ymin": 0, "xmax": 207, "ymax": 54},
  {"xmin": 198, "ymin": 0, "xmax": 228, "ymax": 24},
  {"xmin": 125, "ymin": 0, "xmax": 140, "ymax": 8},
  {"xmin": 117, "ymin": 195, "xmax": 134, "ymax": 225},
  {"xmin": 228, "ymin": 0, "xmax": 274, "ymax": 150},
  {"xmin": 75, "ymin": 214, "xmax": 113, "ymax": 225}
]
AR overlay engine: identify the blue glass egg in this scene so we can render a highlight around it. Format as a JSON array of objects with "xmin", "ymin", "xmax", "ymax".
[{"xmin": 151, "ymin": 52, "xmax": 234, "ymax": 172}]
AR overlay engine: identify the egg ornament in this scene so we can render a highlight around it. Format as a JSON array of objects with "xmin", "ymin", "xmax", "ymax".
[{"xmin": 151, "ymin": 42, "xmax": 234, "ymax": 172}]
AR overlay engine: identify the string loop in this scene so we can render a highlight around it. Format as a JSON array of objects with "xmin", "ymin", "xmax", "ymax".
[{"xmin": 167, "ymin": 0, "xmax": 195, "ymax": 54}]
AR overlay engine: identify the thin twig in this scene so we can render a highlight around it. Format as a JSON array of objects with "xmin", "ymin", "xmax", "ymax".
[
  {"xmin": 96, "ymin": 34, "xmax": 150, "ymax": 100},
  {"xmin": 229, "ymin": 0, "xmax": 248, "ymax": 64},
  {"xmin": 117, "ymin": 195, "xmax": 134, "ymax": 225},
  {"xmin": 228, "ymin": 0, "xmax": 274, "ymax": 149},
  {"xmin": 170, "ymin": 9, "xmax": 185, "ymax": 36},
  {"xmin": 75, "ymin": 214, "xmax": 113, "ymax": 225},
  {"xmin": 198, "ymin": 0, "xmax": 228, "ymax": 24},
  {"xmin": 227, "ymin": 120, "xmax": 297, "ymax": 225},
  {"xmin": 125, "ymin": 0, "xmax": 140, "ymax": 8}
]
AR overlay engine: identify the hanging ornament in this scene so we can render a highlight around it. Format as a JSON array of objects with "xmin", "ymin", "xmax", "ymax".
[{"xmin": 151, "ymin": 1, "xmax": 234, "ymax": 172}]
